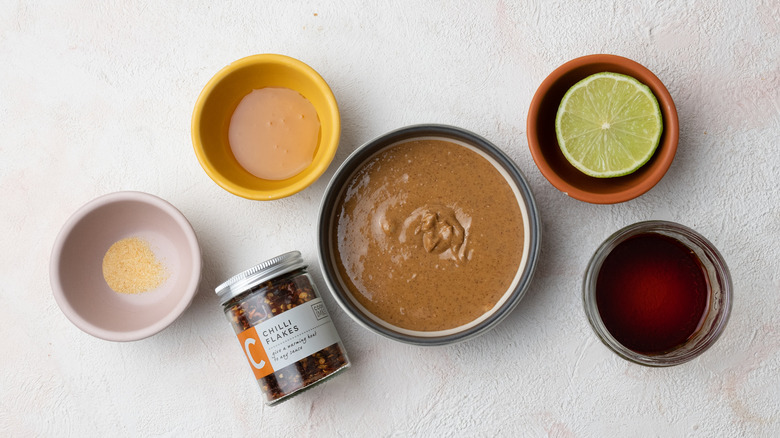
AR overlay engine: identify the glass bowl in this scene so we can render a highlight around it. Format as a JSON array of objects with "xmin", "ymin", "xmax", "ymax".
[{"xmin": 583, "ymin": 220, "xmax": 732, "ymax": 366}]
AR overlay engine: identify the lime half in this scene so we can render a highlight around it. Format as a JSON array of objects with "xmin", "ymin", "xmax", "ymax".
[{"xmin": 555, "ymin": 72, "xmax": 663, "ymax": 178}]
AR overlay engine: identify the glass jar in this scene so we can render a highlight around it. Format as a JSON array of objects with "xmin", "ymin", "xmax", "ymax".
[
  {"xmin": 583, "ymin": 221, "xmax": 732, "ymax": 366},
  {"xmin": 216, "ymin": 251, "xmax": 350, "ymax": 405}
]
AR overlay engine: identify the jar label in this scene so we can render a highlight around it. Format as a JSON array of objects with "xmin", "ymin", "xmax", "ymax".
[{"xmin": 236, "ymin": 297, "xmax": 342, "ymax": 379}]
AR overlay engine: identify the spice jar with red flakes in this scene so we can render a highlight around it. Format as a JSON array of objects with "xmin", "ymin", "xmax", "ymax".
[{"xmin": 216, "ymin": 251, "xmax": 350, "ymax": 405}]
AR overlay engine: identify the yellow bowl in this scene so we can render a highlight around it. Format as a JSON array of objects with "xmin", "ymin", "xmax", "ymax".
[{"xmin": 191, "ymin": 54, "xmax": 340, "ymax": 200}]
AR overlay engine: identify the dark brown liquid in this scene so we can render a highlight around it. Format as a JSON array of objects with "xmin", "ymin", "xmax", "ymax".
[{"xmin": 596, "ymin": 233, "xmax": 709, "ymax": 354}]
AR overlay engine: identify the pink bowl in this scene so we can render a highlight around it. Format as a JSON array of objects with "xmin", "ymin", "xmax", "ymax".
[{"xmin": 50, "ymin": 191, "xmax": 201, "ymax": 341}]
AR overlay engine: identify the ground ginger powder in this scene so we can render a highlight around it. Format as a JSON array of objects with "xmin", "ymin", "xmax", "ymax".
[{"xmin": 102, "ymin": 237, "xmax": 168, "ymax": 294}]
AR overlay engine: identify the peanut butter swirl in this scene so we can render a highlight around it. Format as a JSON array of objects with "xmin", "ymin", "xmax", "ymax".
[{"xmin": 333, "ymin": 139, "xmax": 525, "ymax": 331}]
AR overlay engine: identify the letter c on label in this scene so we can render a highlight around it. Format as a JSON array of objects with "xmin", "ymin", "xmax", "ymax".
[{"xmin": 244, "ymin": 337, "xmax": 266, "ymax": 369}]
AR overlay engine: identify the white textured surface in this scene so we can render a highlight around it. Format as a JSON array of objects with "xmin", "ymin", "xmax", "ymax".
[{"xmin": 1, "ymin": 1, "xmax": 779, "ymax": 436}]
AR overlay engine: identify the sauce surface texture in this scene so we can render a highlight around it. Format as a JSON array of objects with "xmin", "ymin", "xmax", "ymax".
[
  {"xmin": 229, "ymin": 87, "xmax": 320, "ymax": 180},
  {"xmin": 333, "ymin": 139, "xmax": 525, "ymax": 332},
  {"xmin": 596, "ymin": 233, "xmax": 710, "ymax": 354}
]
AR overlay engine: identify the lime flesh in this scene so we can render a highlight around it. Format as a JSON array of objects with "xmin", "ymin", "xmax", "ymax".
[{"xmin": 555, "ymin": 72, "xmax": 663, "ymax": 178}]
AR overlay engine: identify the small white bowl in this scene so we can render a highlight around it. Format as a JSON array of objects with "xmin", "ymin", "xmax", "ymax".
[{"xmin": 50, "ymin": 191, "xmax": 202, "ymax": 341}]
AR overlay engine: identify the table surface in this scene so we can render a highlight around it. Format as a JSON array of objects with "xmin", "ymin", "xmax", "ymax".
[{"xmin": 2, "ymin": 1, "xmax": 779, "ymax": 436}]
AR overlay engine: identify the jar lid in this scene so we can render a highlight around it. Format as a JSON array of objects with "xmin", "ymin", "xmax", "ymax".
[{"xmin": 215, "ymin": 251, "xmax": 305, "ymax": 305}]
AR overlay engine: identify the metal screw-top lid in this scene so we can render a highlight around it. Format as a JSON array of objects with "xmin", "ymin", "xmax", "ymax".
[{"xmin": 215, "ymin": 251, "xmax": 306, "ymax": 306}]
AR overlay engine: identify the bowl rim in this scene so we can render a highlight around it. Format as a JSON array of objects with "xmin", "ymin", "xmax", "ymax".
[
  {"xmin": 527, "ymin": 54, "xmax": 679, "ymax": 204},
  {"xmin": 191, "ymin": 53, "xmax": 341, "ymax": 200},
  {"xmin": 50, "ymin": 191, "xmax": 202, "ymax": 342},
  {"xmin": 316, "ymin": 124, "xmax": 541, "ymax": 346}
]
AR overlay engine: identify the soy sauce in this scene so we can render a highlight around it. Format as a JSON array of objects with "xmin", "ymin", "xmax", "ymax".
[{"xmin": 596, "ymin": 233, "xmax": 709, "ymax": 354}]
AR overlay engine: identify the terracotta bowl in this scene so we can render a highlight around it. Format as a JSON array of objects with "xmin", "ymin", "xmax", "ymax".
[
  {"xmin": 50, "ymin": 191, "xmax": 202, "ymax": 341},
  {"xmin": 527, "ymin": 54, "xmax": 679, "ymax": 204}
]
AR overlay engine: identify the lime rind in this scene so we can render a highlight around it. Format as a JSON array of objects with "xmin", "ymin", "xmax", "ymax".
[{"xmin": 555, "ymin": 72, "xmax": 663, "ymax": 178}]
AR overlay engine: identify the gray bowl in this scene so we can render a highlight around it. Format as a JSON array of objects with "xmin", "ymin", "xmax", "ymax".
[{"xmin": 317, "ymin": 124, "xmax": 541, "ymax": 345}]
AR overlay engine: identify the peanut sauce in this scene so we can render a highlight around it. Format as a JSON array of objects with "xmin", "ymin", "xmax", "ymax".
[{"xmin": 333, "ymin": 139, "xmax": 525, "ymax": 332}]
